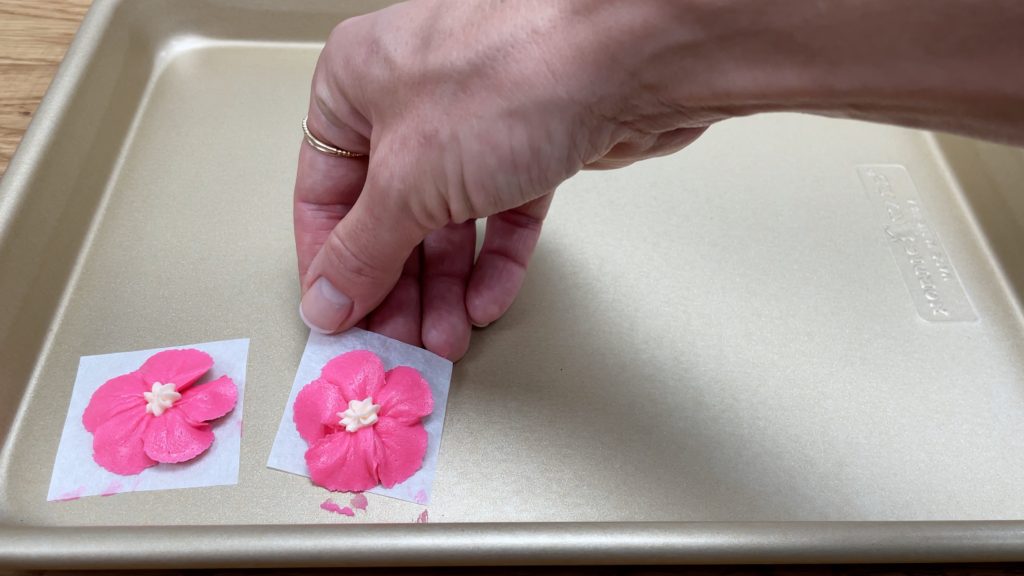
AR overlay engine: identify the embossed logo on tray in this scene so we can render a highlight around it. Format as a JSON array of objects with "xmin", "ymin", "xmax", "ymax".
[{"xmin": 857, "ymin": 165, "xmax": 977, "ymax": 322}]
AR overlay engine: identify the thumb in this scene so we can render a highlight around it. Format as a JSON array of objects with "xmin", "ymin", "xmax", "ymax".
[{"xmin": 299, "ymin": 174, "xmax": 428, "ymax": 334}]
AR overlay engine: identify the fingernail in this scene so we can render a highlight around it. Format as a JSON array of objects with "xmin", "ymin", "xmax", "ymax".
[
  {"xmin": 299, "ymin": 277, "xmax": 353, "ymax": 334},
  {"xmin": 471, "ymin": 320, "xmax": 491, "ymax": 329}
]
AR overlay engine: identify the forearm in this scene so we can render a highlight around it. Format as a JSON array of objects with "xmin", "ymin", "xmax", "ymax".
[{"xmin": 578, "ymin": 1, "xmax": 1024, "ymax": 145}]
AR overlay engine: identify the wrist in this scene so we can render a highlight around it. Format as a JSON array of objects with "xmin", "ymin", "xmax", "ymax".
[{"xmin": 574, "ymin": 0, "xmax": 1024, "ymax": 143}]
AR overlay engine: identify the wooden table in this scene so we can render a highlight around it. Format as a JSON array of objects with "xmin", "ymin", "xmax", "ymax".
[
  {"xmin": 0, "ymin": 0, "xmax": 90, "ymax": 175},
  {"xmin": 0, "ymin": 1, "xmax": 1020, "ymax": 574}
]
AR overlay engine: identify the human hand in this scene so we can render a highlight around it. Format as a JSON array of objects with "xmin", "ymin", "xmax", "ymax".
[{"xmin": 293, "ymin": 0, "xmax": 706, "ymax": 360}]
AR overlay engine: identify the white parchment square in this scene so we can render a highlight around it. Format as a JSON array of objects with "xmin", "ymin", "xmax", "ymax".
[
  {"xmin": 267, "ymin": 329, "xmax": 453, "ymax": 504},
  {"xmin": 47, "ymin": 338, "xmax": 249, "ymax": 501}
]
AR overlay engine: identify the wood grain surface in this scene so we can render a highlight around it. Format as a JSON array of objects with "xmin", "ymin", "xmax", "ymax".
[
  {"xmin": 0, "ymin": 0, "xmax": 90, "ymax": 176},
  {"xmin": 0, "ymin": 0, "xmax": 1021, "ymax": 574}
]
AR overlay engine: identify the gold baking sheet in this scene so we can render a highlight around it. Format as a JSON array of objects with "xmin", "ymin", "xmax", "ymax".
[{"xmin": 2, "ymin": 0, "xmax": 1024, "ymax": 568}]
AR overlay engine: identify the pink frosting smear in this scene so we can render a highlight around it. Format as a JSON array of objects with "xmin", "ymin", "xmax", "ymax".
[
  {"xmin": 55, "ymin": 486, "xmax": 84, "ymax": 502},
  {"xmin": 320, "ymin": 499, "xmax": 355, "ymax": 516},
  {"xmin": 100, "ymin": 480, "xmax": 123, "ymax": 497},
  {"xmin": 82, "ymin": 348, "xmax": 238, "ymax": 475},
  {"xmin": 293, "ymin": 350, "xmax": 433, "ymax": 492},
  {"xmin": 350, "ymin": 493, "xmax": 368, "ymax": 511},
  {"xmin": 415, "ymin": 509, "xmax": 429, "ymax": 524}
]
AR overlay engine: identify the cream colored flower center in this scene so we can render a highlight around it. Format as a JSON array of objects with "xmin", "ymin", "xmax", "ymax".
[
  {"xmin": 144, "ymin": 382, "xmax": 181, "ymax": 416},
  {"xmin": 339, "ymin": 396, "xmax": 380, "ymax": 432}
]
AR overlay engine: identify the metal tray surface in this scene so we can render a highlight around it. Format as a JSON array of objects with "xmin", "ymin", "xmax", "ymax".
[{"xmin": 2, "ymin": 0, "xmax": 1024, "ymax": 568}]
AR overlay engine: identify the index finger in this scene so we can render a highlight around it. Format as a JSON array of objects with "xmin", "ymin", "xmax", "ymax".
[{"xmin": 293, "ymin": 103, "xmax": 370, "ymax": 283}]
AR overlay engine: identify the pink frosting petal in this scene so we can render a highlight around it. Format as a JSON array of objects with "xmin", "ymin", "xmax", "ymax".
[
  {"xmin": 376, "ymin": 366, "xmax": 434, "ymax": 424},
  {"xmin": 373, "ymin": 417, "xmax": 428, "ymax": 488},
  {"xmin": 320, "ymin": 350, "xmax": 386, "ymax": 403},
  {"xmin": 293, "ymin": 378, "xmax": 346, "ymax": 444},
  {"xmin": 175, "ymin": 376, "xmax": 237, "ymax": 423},
  {"xmin": 92, "ymin": 410, "xmax": 156, "ymax": 475},
  {"xmin": 138, "ymin": 348, "xmax": 213, "ymax": 392},
  {"xmin": 142, "ymin": 409, "xmax": 215, "ymax": 464},
  {"xmin": 82, "ymin": 371, "xmax": 148, "ymax": 433},
  {"xmin": 305, "ymin": 428, "xmax": 379, "ymax": 492}
]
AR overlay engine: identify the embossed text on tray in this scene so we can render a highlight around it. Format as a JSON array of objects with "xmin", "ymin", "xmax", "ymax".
[{"xmin": 857, "ymin": 164, "xmax": 977, "ymax": 322}]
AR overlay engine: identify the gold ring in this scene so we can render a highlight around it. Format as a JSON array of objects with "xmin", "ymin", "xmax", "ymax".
[{"xmin": 302, "ymin": 116, "xmax": 367, "ymax": 158}]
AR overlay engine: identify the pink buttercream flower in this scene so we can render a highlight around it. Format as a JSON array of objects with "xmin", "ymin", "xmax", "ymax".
[
  {"xmin": 293, "ymin": 350, "xmax": 433, "ymax": 492},
  {"xmin": 82, "ymin": 348, "xmax": 237, "ymax": 475}
]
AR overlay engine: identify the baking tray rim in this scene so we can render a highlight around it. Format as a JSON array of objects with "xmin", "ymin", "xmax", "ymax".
[
  {"xmin": 4, "ymin": 521, "xmax": 1024, "ymax": 567},
  {"xmin": 2, "ymin": 0, "xmax": 1024, "ymax": 567}
]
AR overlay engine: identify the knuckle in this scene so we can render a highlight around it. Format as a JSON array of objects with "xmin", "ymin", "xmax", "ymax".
[
  {"xmin": 326, "ymin": 17, "xmax": 360, "ymax": 50},
  {"xmin": 369, "ymin": 144, "xmax": 448, "ymax": 231},
  {"xmin": 499, "ymin": 209, "xmax": 544, "ymax": 234},
  {"xmin": 326, "ymin": 16, "xmax": 387, "ymax": 88},
  {"xmin": 323, "ymin": 226, "xmax": 384, "ymax": 284}
]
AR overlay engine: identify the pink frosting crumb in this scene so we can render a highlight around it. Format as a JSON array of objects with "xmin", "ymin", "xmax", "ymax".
[
  {"xmin": 350, "ymin": 493, "xmax": 369, "ymax": 511},
  {"xmin": 320, "ymin": 499, "xmax": 355, "ymax": 516}
]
